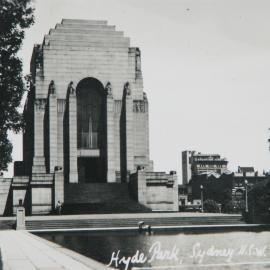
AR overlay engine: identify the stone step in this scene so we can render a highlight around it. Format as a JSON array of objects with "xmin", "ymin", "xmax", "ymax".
[
  {"xmin": 47, "ymin": 40, "xmax": 130, "ymax": 49},
  {"xmin": 64, "ymin": 183, "xmax": 131, "ymax": 204},
  {"xmin": 55, "ymin": 24, "xmax": 115, "ymax": 31},
  {"xmin": 26, "ymin": 219, "xmax": 244, "ymax": 227},
  {"xmin": 48, "ymin": 30, "xmax": 124, "ymax": 39},
  {"xmin": 32, "ymin": 165, "xmax": 46, "ymax": 174},
  {"xmin": 45, "ymin": 36, "xmax": 129, "ymax": 46},
  {"xmin": 31, "ymin": 174, "xmax": 54, "ymax": 181},
  {"xmin": 61, "ymin": 19, "xmax": 108, "ymax": 26},
  {"xmin": 0, "ymin": 220, "xmax": 15, "ymax": 230},
  {"xmin": 25, "ymin": 215, "xmax": 245, "ymax": 230},
  {"xmin": 26, "ymin": 216, "xmax": 244, "ymax": 223}
]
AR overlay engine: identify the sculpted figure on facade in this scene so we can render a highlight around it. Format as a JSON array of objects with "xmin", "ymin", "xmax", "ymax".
[
  {"xmin": 143, "ymin": 92, "xmax": 147, "ymax": 101},
  {"xmin": 68, "ymin": 81, "xmax": 76, "ymax": 95},
  {"xmin": 105, "ymin": 82, "xmax": 112, "ymax": 97},
  {"xmin": 124, "ymin": 82, "xmax": 131, "ymax": 96},
  {"xmin": 48, "ymin": 80, "xmax": 56, "ymax": 95},
  {"xmin": 135, "ymin": 48, "xmax": 141, "ymax": 72},
  {"xmin": 35, "ymin": 99, "xmax": 46, "ymax": 111}
]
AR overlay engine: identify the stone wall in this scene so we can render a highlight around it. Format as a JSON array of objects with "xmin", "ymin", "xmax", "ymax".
[
  {"xmin": 27, "ymin": 19, "xmax": 151, "ymax": 184},
  {"xmin": 0, "ymin": 176, "xmax": 12, "ymax": 216},
  {"xmin": 130, "ymin": 169, "xmax": 179, "ymax": 211},
  {"xmin": 12, "ymin": 176, "xmax": 30, "ymax": 215}
]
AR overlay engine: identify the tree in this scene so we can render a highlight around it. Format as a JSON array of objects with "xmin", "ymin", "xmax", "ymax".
[
  {"xmin": 248, "ymin": 180, "xmax": 270, "ymax": 214},
  {"xmin": 243, "ymin": 179, "xmax": 270, "ymax": 223},
  {"xmin": 0, "ymin": 0, "xmax": 34, "ymax": 170},
  {"xmin": 203, "ymin": 199, "xmax": 220, "ymax": 213},
  {"xmin": 0, "ymin": 130, "xmax": 12, "ymax": 171}
]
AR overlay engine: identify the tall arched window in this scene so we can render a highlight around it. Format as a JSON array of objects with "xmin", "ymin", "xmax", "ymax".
[{"xmin": 77, "ymin": 78, "xmax": 105, "ymax": 149}]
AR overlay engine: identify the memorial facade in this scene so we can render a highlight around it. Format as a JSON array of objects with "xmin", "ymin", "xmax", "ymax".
[{"xmin": 0, "ymin": 19, "xmax": 178, "ymax": 215}]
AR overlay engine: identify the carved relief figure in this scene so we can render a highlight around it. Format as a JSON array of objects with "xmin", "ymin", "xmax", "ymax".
[
  {"xmin": 35, "ymin": 99, "xmax": 46, "ymax": 111},
  {"xmin": 124, "ymin": 82, "xmax": 131, "ymax": 96},
  {"xmin": 133, "ymin": 100, "xmax": 145, "ymax": 113},
  {"xmin": 48, "ymin": 80, "xmax": 56, "ymax": 95},
  {"xmin": 135, "ymin": 48, "xmax": 141, "ymax": 72},
  {"xmin": 105, "ymin": 82, "xmax": 112, "ymax": 97},
  {"xmin": 68, "ymin": 81, "xmax": 75, "ymax": 95}
]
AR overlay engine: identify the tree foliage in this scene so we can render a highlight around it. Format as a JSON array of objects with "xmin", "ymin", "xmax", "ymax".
[
  {"xmin": 0, "ymin": 130, "xmax": 12, "ymax": 170},
  {"xmin": 203, "ymin": 199, "xmax": 220, "ymax": 213},
  {"xmin": 248, "ymin": 180, "xmax": 270, "ymax": 214},
  {"xmin": 0, "ymin": 0, "xmax": 34, "ymax": 170},
  {"xmin": 224, "ymin": 200, "xmax": 245, "ymax": 213}
]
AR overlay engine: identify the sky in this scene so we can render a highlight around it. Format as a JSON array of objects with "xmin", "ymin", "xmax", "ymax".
[{"xmin": 5, "ymin": 0, "xmax": 270, "ymax": 182}]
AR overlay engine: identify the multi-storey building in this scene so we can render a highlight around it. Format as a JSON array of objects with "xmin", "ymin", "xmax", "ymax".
[{"xmin": 182, "ymin": 151, "xmax": 228, "ymax": 184}]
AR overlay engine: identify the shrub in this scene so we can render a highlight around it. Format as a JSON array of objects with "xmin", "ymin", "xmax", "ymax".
[{"xmin": 203, "ymin": 199, "xmax": 220, "ymax": 213}]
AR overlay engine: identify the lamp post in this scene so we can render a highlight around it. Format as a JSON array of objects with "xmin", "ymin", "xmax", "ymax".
[
  {"xmin": 244, "ymin": 179, "xmax": 248, "ymax": 213},
  {"xmin": 200, "ymin": 185, "xmax": 204, "ymax": 213}
]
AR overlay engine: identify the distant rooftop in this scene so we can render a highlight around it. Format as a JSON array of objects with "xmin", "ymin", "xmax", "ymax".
[{"xmin": 237, "ymin": 166, "xmax": 255, "ymax": 173}]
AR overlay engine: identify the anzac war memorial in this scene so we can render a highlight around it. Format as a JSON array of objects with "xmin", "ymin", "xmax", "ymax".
[
  {"xmin": 1, "ymin": 19, "xmax": 179, "ymax": 216},
  {"xmin": 1, "ymin": 16, "xmax": 270, "ymax": 270}
]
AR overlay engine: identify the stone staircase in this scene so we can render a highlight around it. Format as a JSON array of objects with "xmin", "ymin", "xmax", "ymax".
[
  {"xmin": 63, "ymin": 183, "xmax": 151, "ymax": 214},
  {"xmin": 64, "ymin": 183, "xmax": 131, "ymax": 204},
  {"xmin": 25, "ymin": 214, "xmax": 245, "ymax": 231},
  {"xmin": 0, "ymin": 218, "xmax": 15, "ymax": 230}
]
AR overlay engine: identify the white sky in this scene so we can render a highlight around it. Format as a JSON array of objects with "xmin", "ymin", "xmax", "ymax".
[{"xmin": 6, "ymin": 0, "xmax": 270, "ymax": 182}]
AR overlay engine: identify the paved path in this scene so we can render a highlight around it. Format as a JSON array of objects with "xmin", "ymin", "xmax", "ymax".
[{"xmin": 0, "ymin": 231, "xmax": 108, "ymax": 270}]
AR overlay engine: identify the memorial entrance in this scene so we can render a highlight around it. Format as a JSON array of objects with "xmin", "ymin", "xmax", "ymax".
[{"xmin": 77, "ymin": 78, "xmax": 106, "ymax": 183}]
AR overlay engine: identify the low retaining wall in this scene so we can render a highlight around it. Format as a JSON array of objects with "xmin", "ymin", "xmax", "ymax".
[{"xmin": 130, "ymin": 169, "xmax": 179, "ymax": 211}]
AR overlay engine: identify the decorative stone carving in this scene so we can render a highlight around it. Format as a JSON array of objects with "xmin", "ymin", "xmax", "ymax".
[
  {"xmin": 105, "ymin": 82, "xmax": 112, "ymax": 97},
  {"xmin": 124, "ymin": 82, "xmax": 131, "ymax": 96},
  {"xmin": 143, "ymin": 92, "xmax": 147, "ymax": 100},
  {"xmin": 68, "ymin": 81, "xmax": 76, "ymax": 95},
  {"xmin": 48, "ymin": 80, "xmax": 56, "ymax": 95},
  {"xmin": 137, "ymin": 165, "xmax": 145, "ymax": 171},
  {"xmin": 135, "ymin": 48, "xmax": 141, "ymax": 72},
  {"xmin": 54, "ymin": 166, "xmax": 62, "ymax": 171},
  {"xmin": 133, "ymin": 100, "xmax": 146, "ymax": 113},
  {"xmin": 35, "ymin": 99, "xmax": 46, "ymax": 111}
]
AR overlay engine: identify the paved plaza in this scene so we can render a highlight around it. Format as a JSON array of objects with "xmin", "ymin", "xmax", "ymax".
[{"xmin": 0, "ymin": 230, "xmax": 108, "ymax": 270}]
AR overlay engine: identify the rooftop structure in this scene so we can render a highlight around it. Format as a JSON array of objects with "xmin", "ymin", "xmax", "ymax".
[{"xmin": 182, "ymin": 150, "xmax": 228, "ymax": 184}]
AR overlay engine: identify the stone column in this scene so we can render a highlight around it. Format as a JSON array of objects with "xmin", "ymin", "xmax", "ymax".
[
  {"xmin": 54, "ymin": 166, "xmax": 64, "ymax": 207},
  {"xmin": 124, "ymin": 82, "xmax": 134, "ymax": 179},
  {"xmin": 68, "ymin": 82, "xmax": 78, "ymax": 183},
  {"xmin": 144, "ymin": 93, "xmax": 150, "ymax": 169},
  {"xmin": 105, "ymin": 82, "xmax": 116, "ymax": 182},
  {"xmin": 49, "ymin": 81, "xmax": 58, "ymax": 173},
  {"xmin": 137, "ymin": 168, "xmax": 147, "ymax": 206},
  {"xmin": 170, "ymin": 171, "xmax": 179, "ymax": 211},
  {"xmin": 32, "ymin": 98, "xmax": 46, "ymax": 173}
]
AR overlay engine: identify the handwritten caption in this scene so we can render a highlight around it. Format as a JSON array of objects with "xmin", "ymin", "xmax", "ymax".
[{"xmin": 107, "ymin": 241, "xmax": 268, "ymax": 270}]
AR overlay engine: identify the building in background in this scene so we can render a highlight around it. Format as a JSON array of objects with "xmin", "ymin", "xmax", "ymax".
[
  {"xmin": 234, "ymin": 167, "xmax": 267, "ymax": 187},
  {"xmin": 237, "ymin": 166, "xmax": 254, "ymax": 174},
  {"xmin": 182, "ymin": 151, "xmax": 228, "ymax": 184}
]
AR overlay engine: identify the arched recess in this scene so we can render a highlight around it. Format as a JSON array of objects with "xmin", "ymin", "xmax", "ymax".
[{"xmin": 76, "ymin": 77, "xmax": 106, "ymax": 183}]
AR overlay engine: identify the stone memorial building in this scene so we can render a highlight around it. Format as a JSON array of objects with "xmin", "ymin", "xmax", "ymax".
[{"xmin": 0, "ymin": 19, "xmax": 178, "ymax": 215}]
